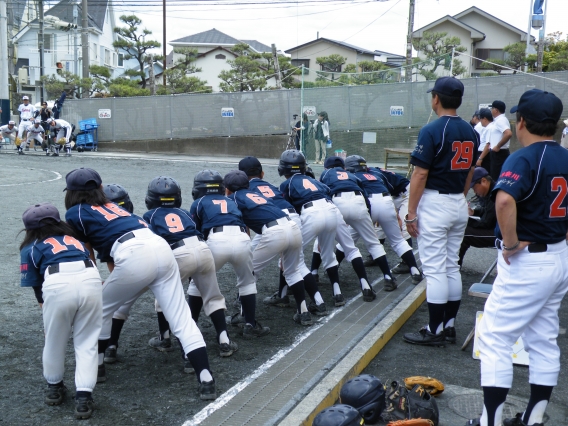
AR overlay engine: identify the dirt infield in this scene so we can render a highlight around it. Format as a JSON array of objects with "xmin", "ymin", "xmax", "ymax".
[{"xmin": 0, "ymin": 152, "xmax": 403, "ymax": 425}]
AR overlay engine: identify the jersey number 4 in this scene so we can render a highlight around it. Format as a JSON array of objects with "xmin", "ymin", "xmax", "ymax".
[
  {"xmin": 451, "ymin": 141, "xmax": 474, "ymax": 170},
  {"xmin": 550, "ymin": 176, "xmax": 568, "ymax": 218}
]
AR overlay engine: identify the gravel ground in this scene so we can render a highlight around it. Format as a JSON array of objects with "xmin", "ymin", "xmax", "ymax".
[{"xmin": 0, "ymin": 152, "xmax": 402, "ymax": 425}]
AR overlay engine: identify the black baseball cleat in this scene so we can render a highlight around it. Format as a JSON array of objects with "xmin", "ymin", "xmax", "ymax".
[
  {"xmin": 97, "ymin": 364, "xmax": 107, "ymax": 383},
  {"xmin": 263, "ymin": 291, "xmax": 290, "ymax": 307},
  {"xmin": 293, "ymin": 311, "xmax": 313, "ymax": 326},
  {"xmin": 333, "ymin": 294, "xmax": 346, "ymax": 307},
  {"xmin": 444, "ymin": 326, "xmax": 457, "ymax": 344},
  {"xmin": 411, "ymin": 270, "xmax": 424, "ymax": 284},
  {"xmin": 465, "ymin": 419, "xmax": 480, "ymax": 426},
  {"xmin": 199, "ymin": 379, "xmax": 217, "ymax": 400},
  {"xmin": 362, "ymin": 288, "xmax": 377, "ymax": 302},
  {"xmin": 104, "ymin": 346, "xmax": 117, "ymax": 363},
  {"xmin": 52, "ymin": 152, "xmax": 59, "ymax": 157},
  {"xmin": 242, "ymin": 321, "xmax": 270, "ymax": 338},
  {"xmin": 75, "ymin": 396, "xmax": 95, "ymax": 420},
  {"xmin": 392, "ymin": 262, "xmax": 411, "ymax": 274},
  {"xmin": 403, "ymin": 326, "xmax": 446, "ymax": 347},
  {"xmin": 18, "ymin": 150, "xmax": 24, "ymax": 155},
  {"xmin": 45, "ymin": 382, "xmax": 66, "ymax": 406},
  {"xmin": 503, "ymin": 413, "xmax": 544, "ymax": 426},
  {"xmin": 219, "ymin": 340, "xmax": 238, "ymax": 357},
  {"xmin": 308, "ymin": 301, "xmax": 328, "ymax": 316},
  {"xmin": 383, "ymin": 276, "xmax": 398, "ymax": 292},
  {"xmin": 183, "ymin": 358, "xmax": 195, "ymax": 374}
]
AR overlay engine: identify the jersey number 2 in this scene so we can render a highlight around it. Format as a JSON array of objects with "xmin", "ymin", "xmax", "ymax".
[
  {"xmin": 550, "ymin": 177, "xmax": 568, "ymax": 218},
  {"xmin": 451, "ymin": 141, "xmax": 474, "ymax": 170}
]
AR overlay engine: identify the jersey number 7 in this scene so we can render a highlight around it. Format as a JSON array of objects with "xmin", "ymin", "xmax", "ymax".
[{"xmin": 451, "ymin": 141, "xmax": 474, "ymax": 170}]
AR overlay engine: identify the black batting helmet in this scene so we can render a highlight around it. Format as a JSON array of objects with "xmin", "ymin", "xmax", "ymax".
[
  {"xmin": 344, "ymin": 155, "xmax": 368, "ymax": 173},
  {"xmin": 305, "ymin": 166, "xmax": 316, "ymax": 179},
  {"xmin": 192, "ymin": 169, "xmax": 225, "ymax": 200},
  {"xmin": 145, "ymin": 176, "xmax": 182, "ymax": 209},
  {"xmin": 312, "ymin": 404, "xmax": 364, "ymax": 426},
  {"xmin": 103, "ymin": 184, "xmax": 134, "ymax": 213},
  {"xmin": 278, "ymin": 149, "xmax": 306, "ymax": 176},
  {"xmin": 324, "ymin": 156, "xmax": 345, "ymax": 169},
  {"xmin": 339, "ymin": 374, "xmax": 386, "ymax": 424}
]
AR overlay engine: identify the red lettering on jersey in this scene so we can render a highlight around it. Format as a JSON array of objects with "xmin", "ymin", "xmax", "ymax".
[
  {"xmin": 450, "ymin": 141, "xmax": 474, "ymax": 170},
  {"xmin": 362, "ymin": 173, "xmax": 377, "ymax": 181},
  {"xmin": 550, "ymin": 176, "xmax": 568, "ymax": 218},
  {"xmin": 20, "ymin": 264, "xmax": 28, "ymax": 272}
]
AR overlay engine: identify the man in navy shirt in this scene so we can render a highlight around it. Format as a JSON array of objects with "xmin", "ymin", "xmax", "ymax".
[
  {"xmin": 403, "ymin": 77, "xmax": 479, "ymax": 347},
  {"xmin": 469, "ymin": 90, "xmax": 568, "ymax": 426}
]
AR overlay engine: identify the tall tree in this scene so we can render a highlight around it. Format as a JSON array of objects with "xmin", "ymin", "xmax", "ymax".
[
  {"xmin": 113, "ymin": 15, "xmax": 161, "ymax": 89},
  {"xmin": 41, "ymin": 71, "xmax": 92, "ymax": 99},
  {"xmin": 218, "ymin": 43, "xmax": 267, "ymax": 92},
  {"xmin": 339, "ymin": 61, "xmax": 393, "ymax": 85},
  {"xmin": 158, "ymin": 47, "xmax": 211, "ymax": 94},
  {"xmin": 316, "ymin": 54, "xmax": 347, "ymax": 81},
  {"xmin": 412, "ymin": 31, "xmax": 467, "ymax": 79},
  {"xmin": 481, "ymin": 42, "xmax": 527, "ymax": 74}
]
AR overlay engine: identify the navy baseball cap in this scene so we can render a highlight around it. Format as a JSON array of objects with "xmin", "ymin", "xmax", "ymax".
[
  {"xmin": 471, "ymin": 167, "xmax": 489, "ymax": 187},
  {"xmin": 479, "ymin": 108, "xmax": 493, "ymax": 121},
  {"xmin": 490, "ymin": 100, "xmax": 506, "ymax": 113},
  {"xmin": 510, "ymin": 89, "xmax": 563, "ymax": 123},
  {"xmin": 224, "ymin": 170, "xmax": 250, "ymax": 192},
  {"xmin": 64, "ymin": 168, "xmax": 102, "ymax": 191},
  {"xmin": 427, "ymin": 77, "xmax": 464, "ymax": 97},
  {"xmin": 472, "ymin": 110, "xmax": 480, "ymax": 118},
  {"xmin": 22, "ymin": 202, "xmax": 61, "ymax": 229},
  {"xmin": 239, "ymin": 156, "xmax": 263, "ymax": 176},
  {"xmin": 324, "ymin": 156, "xmax": 345, "ymax": 169}
]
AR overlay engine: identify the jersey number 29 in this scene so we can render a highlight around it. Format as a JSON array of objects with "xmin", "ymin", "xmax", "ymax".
[
  {"xmin": 550, "ymin": 176, "xmax": 568, "ymax": 218},
  {"xmin": 451, "ymin": 141, "xmax": 474, "ymax": 170}
]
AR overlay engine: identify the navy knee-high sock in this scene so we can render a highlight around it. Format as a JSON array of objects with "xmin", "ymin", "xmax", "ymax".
[
  {"xmin": 187, "ymin": 296, "xmax": 203, "ymax": 325},
  {"xmin": 335, "ymin": 249, "xmax": 345, "ymax": 265},
  {"xmin": 375, "ymin": 255, "xmax": 391, "ymax": 277},
  {"xmin": 326, "ymin": 265, "xmax": 340, "ymax": 286},
  {"xmin": 303, "ymin": 273, "xmax": 320, "ymax": 300},
  {"xmin": 523, "ymin": 384, "xmax": 553, "ymax": 425},
  {"xmin": 401, "ymin": 249, "xmax": 418, "ymax": 269},
  {"xmin": 351, "ymin": 257, "xmax": 368, "ymax": 281},
  {"xmin": 279, "ymin": 270, "xmax": 288, "ymax": 297},
  {"xmin": 427, "ymin": 302, "xmax": 445, "ymax": 335},
  {"xmin": 482, "ymin": 386, "xmax": 509, "ymax": 426},
  {"xmin": 186, "ymin": 347, "xmax": 211, "ymax": 383},
  {"xmin": 406, "ymin": 238, "xmax": 413, "ymax": 248},
  {"xmin": 444, "ymin": 300, "xmax": 461, "ymax": 328},
  {"xmin": 108, "ymin": 318, "xmax": 125, "ymax": 347},
  {"xmin": 288, "ymin": 281, "xmax": 306, "ymax": 313},
  {"xmin": 310, "ymin": 252, "xmax": 322, "ymax": 273},
  {"xmin": 240, "ymin": 294, "xmax": 256, "ymax": 326},
  {"xmin": 209, "ymin": 309, "xmax": 228, "ymax": 340}
]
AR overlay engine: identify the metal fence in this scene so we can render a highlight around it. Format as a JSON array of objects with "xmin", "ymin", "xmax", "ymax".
[{"xmin": 64, "ymin": 71, "xmax": 568, "ymax": 143}]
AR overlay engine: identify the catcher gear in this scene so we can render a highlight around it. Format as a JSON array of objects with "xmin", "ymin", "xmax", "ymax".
[
  {"xmin": 104, "ymin": 184, "xmax": 134, "ymax": 213},
  {"xmin": 278, "ymin": 149, "xmax": 306, "ymax": 176},
  {"xmin": 387, "ymin": 420, "xmax": 434, "ymax": 426},
  {"xmin": 404, "ymin": 377, "xmax": 444, "ymax": 396},
  {"xmin": 15, "ymin": 137, "xmax": 22, "ymax": 147},
  {"xmin": 57, "ymin": 137, "xmax": 66, "ymax": 145},
  {"xmin": 145, "ymin": 176, "xmax": 182, "ymax": 209},
  {"xmin": 384, "ymin": 381, "xmax": 439, "ymax": 426},
  {"xmin": 312, "ymin": 404, "xmax": 364, "ymax": 426},
  {"xmin": 339, "ymin": 374, "xmax": 386, "ymax": 424},
  {"xmin": 192, "ymin": 169, "xmax": 225, "ymax": 200},
  {"xmin": 345, "ymin": 155, "xmax": 368, "ymax": 173}
]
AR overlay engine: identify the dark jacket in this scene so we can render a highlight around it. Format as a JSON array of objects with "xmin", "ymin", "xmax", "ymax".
[{"xmin": 469, "ymin": 181, "xmax": 496, "ymax": 229}]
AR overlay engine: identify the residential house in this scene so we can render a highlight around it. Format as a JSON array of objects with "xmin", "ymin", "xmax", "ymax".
[
  {"xmin": 165, "ymin": 28, "xmax": 275, "ymax": 92},
  {"xmin": 284, "ymin": 38, "xmax": 405, "ymax": 83},
  {"xmin": 412, "ymin": 6, "xmax": 536, "ymax": 77},
  {"xmin": 10, "ymin": 0, "xmax": 137, "ymax": 102}
]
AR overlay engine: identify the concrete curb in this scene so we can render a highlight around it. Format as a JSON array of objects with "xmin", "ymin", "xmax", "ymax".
[{"xmin": 278, "ymin": 281, "xmax": 427, "ymax": 426}]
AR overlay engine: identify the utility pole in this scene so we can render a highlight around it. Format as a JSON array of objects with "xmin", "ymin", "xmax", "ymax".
[
  {"xmin": 162, "ymin": 0, "xmax": 166, "ymax": 86},
  {"xmin": 148, "ymin": 54, "xmax": 156, "ymax": 95},
  {"xmin": 73, "ymin": 0, "xmax": 78, "ymax": 75},
  {"xmin": 449, "ymin": 46, "xmax": 455, "ymax": 76},
  {"xmin": 0, "ymin": 0, "xmax": 9, "ymax": 116},
  {"xmin": 525, "ymin": 0, "xmax": 533, "ymax": 72},
  {"xmin": 536, "ymin": 0, "xmax": 548, "ymax": 73},
  {"xmin": 271, "ymin": 43, "xmax": 282, "ymax": 89},
  {"xmin": 81, "ymin": 0, "xmax": 89, "ymax": 97},
  {"xmin": 405, "ymin": 0, "xmax": 415, "ymax": 82},
  {"xmin": 39, "ymin": 0, "xmax": 45, "ymax": 102}
]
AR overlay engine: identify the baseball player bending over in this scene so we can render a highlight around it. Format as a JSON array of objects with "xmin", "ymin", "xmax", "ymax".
[
  {"xmin": 0, "ymin": 120, "xmax": 17, "ymax": 145},
  {"xmin": 190, "ymin": 170, "xmax": 271, "ymax": 338},
  {"xmin": 225, "ymin": 170, "xmax": 315, "ymax": 326},
  {"xmin": 467, "ymin": 90, "xmax": 568, "ymax": 426},
  {"xmin": 19, "ymin": 119, "xmax": 45, "ymax": 154},
  {"xmin": 403, "ymin": 77, "xmax": 479, "ymax": 347},
  {"xmin": 47, "ymin": 118, "xmax": 73, "ymax": 157},
  {"xmin": 64, "ymin": 168, "xmax": 217, "ymax": 400},
  {"xmin": 19, "ymin": 203, "xmax": 102, "ymax": 420},
  {"xmin": 239, "ymin": 156, "xmax": 328, "ymax": 316}
]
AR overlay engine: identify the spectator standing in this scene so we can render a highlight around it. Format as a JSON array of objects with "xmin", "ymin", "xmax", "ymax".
[
  {"xmin": 294, "ymin": 113, "xmax": 311, "ymax": 153},
  {"xmin": 489, "ymin": 100, "xmax": 513, "ymax": 180},
  {"xmin": 476, "ymin": 109, "xmax": 495, "ymax": 172},
  {"xmin": 560, "ymin": 118, "xmax": 568, "ymax": 148},
  {"xmin": 313, "ymin": 112, "xmax": 330, "ymax": 164}
]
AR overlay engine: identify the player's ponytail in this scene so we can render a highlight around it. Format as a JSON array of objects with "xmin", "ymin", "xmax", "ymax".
[{"xmin": 19, "ymin": 219, "xmax": 81, "ymax": 251}]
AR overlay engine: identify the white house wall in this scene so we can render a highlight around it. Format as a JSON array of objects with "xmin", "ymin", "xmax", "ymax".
[{"xmin": 194, "ymin": 52, "xmax": 236, "ymax": 92}]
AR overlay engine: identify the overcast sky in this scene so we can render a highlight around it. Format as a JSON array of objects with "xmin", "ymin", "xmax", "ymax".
[{"xmin": 110, "ymin": 0, "xmax": 564, "ymax": 61}]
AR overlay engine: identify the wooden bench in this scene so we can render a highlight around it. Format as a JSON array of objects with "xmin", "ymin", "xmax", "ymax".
[{"xmin": 384, "ymin": 148, "xmax": 414, "ymax": 178}]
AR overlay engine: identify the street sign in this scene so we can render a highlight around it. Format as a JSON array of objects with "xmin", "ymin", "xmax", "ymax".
[
  {"xmin": 302, "ymin": 106, "xmax": 317, "ymax": 117},
  {"xmin": 98, "ymin": 109, "xmax": 111, "ymax": 119},
  {"xmin": 390, "ymin": 106, "xmax": 404, "ymax": 116},
  {"xmin": 221, "ymin": 108, "xmax": 235, "ymax": 118}
]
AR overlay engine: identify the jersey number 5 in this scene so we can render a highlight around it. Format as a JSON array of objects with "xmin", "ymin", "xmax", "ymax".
[
  {"xmin": 451, "ymin": 141, "xmax": 474, "ymax": 170},
  {"xmin": 550, "ymin": 176, "xmax": 568, "ymax": 218}
]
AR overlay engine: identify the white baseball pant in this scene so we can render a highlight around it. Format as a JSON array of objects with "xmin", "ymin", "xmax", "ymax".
[
  {"xmin": 366, "ymin": 193, "xmax": 411, "ymax": 257},
  {"xmin": 25, "ymin": 132, "xmax": 43, "ymax": 148},
  {"xmin": 376, "ymin": 184, "xmax": 410, "ymax": 241},
  {"xmin": 252, "ymin": 217, "xmax": 303, "ymax": 285},
  {"xmin": 42, "ymin": 261, "xmax": 102, "ymax": 392},
  {"xmin": 207, "ymin": 226, "xmax": 257, "ymax": 296},
  {"xmin": 1, "ymin": 133, "xmax": 16, "ymax": 144},
  {"xmin": 332, "ymin": 192, "xmax": 385, "ymax": 259},
  {"xmin": 417, "ymin": 190, "xmax": 468, "ymax": 304},
  {"xmin": 100, "ymin": 228, "xmax": 206, "ymax": 355},
  {"xmin": 478, "ymin": 241, "xmax": 568, "ymax": 388},
  {"xmin": 17, "ymin": 120, "xmax": 31, "ymax": 138}
]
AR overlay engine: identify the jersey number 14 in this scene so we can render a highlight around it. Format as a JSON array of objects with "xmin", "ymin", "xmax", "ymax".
[{"xmin": 451, "ymin": 141, "xmax": 474, "ymax": 170}]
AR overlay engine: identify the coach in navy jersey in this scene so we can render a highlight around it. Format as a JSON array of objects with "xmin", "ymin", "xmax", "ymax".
[
  {"xmin": 469, "ymin": 90, "xmax": 568, "ymax": 426},
  {"xmin": 403, "ymin": 77, "xmax": 479, "ymax": 347}
]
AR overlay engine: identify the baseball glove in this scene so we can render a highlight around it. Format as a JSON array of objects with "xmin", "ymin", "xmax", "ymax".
[
  {"xmin": 57, "ymin": 137, "xmax": 66, "ymax": 145},
  {"xmin": 383, "ymin": 381, "xmax": 439, "ymax": 426},
  {"xmin": 15, "ymin": 137, "xmax": 22, "ymax": 147},
  {"xmin": 387, "ymin": 420, "xmax": 434, "ymax": 426},
  {"xmin": 404, "ymin": 376, "xmax": 444, "ymax": 396}
]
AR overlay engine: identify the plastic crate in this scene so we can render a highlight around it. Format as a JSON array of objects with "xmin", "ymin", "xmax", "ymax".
[
  {"xmin": 76, "ymin": 133, "xmax": 94, "ymax": 144},
  {"xmin": 79, "ymin": 118, "xmax": 99, "ymax": 131}
]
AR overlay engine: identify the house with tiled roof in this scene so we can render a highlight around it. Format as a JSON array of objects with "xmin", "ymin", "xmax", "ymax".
[{"xmin": 412, "ymin": 6, "xmax": 536, "ymax": 77}]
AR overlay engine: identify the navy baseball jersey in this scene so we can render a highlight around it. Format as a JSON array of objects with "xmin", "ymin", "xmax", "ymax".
[
  {"xmin": 411, "ymin": 116, "xmax": 480, "ymax": 193},
  {"xmin": 248, "ymin": 178, "xmax": 294, "ymax": 210},
  {"xmin": 320, "ymin": 167, "xmax": 366, "ymax": 196},
  {"xmin": 66, "ymin": 202, "xmax": 148, "ymax": 262},
  {"xmin": 372, "ymin": 168, "xmax": 409, "ymax": 196},
  {"xmin": 143, "ymin": 207, "xmax": 202, "ymax": 245},
  {"xmin": 492, "ymin": 141, "xmax": 568, "ymax": 244},
  {"xmin": 228, "ymin": 190, "xmax": 286, "ymax": 235},
  {"xmin": 280, "ymin": 174, "xmax": 331, "ymax": 212},
  {"xmin": 20, "ymin": 235, "xmax": 90, "ymax": 287},
  {"xmin": 352, "ymin": 169, "xmax": 389, "ymax": 194},
  {"xmin": 189, "ymin": 195, "xmax": 244, "ymax": 237}
]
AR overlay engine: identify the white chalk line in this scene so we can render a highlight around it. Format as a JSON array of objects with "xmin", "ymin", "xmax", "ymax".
[
  {"xmin": 0, "ymin": 167, "xmax": 62, "ymax": 187},
  {"xmin": 182, "ymin": 275, "xmax": 386, "ymax": 426}
]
